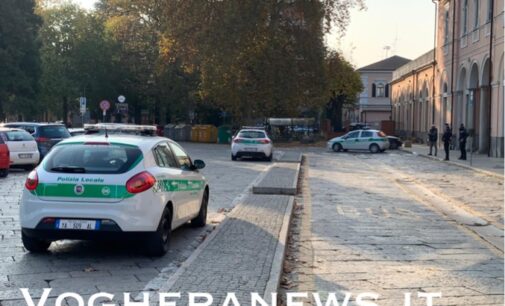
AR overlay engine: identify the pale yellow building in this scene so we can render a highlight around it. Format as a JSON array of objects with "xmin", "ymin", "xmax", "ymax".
[{"xmin": 392, "ymin": 0, "xmax": 504, "ymax": 157}]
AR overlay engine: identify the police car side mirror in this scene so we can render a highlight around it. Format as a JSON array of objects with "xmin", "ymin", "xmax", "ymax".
[{"xmin": 193, "ymin": 159, "xmax": 205, "ymax": 170}]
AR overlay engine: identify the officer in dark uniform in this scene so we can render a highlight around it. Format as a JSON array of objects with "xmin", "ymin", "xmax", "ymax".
[
  {"xmin": 459, "ymin": 123, "xmax": 468, "ymax": 160},
  {"xmin": 442, "ymin": 123, "xmax": 452, "ymax": 161}
]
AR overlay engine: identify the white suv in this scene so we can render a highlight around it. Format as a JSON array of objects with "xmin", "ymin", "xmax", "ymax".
[
  {"xmin": 20, "ymin": 135, "xmax": 209, "ymax": 256},
  {"xmin": 231, "ymin": 129, "xmax": 273, "ymax": 161}
]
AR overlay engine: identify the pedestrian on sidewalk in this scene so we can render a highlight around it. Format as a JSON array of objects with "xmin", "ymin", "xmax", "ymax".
[
  {"xmin": 428, "ymin": 124, "xmax": 438, "ymax": 156},
  {"xmin": 442, "ymin": 123, "xmax": 452, "ymax": 161},
  {"xmin": 459, "ymin": 123, "xmax": 468, "ymax": 160}
]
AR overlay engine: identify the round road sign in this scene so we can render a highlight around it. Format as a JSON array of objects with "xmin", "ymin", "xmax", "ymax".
[
  {"xmin": 100, "ymin": 100, "xmax": 110, "ymax": 111},
  {"xmin": 118, "ymin": 95, "xmax": 126, "ymax": 103}
]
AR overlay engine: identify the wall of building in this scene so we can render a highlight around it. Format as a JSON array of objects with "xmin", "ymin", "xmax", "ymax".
[
  {"xmin": 358, "ymin": 71, "xmax": 393, "ymax": 127},
  {"xmin": 392, "ymin": 0, "xmax": 504, "ymax": 157},
  {"xmin": 391, "ymin": 52, "xmax": 435, "ymax": 141}
]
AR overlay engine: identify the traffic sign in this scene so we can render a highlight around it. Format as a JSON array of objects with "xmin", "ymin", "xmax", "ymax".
[
  {"xmin": 118, "ymin": 95, "xmax": 126, "ymax": 103},
  {"xmin": 100, "ymin": 100, "xmax": 110, "ymax": 111},
  {"xmin": 79, "ymin": 97, "xmax": 87, "ymax": 114}
]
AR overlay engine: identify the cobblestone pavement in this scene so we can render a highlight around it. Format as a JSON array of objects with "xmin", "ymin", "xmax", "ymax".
[
  {"xmin": 151, "ymin": 194, "xmax": 292, "ymax": 305},
  {"xmin": 283, "ymin": 150, "xmax": 503, "ymax": 306},
  {"xmin": 0, "ymin": 143, "xmax": 269, "ymax": 305}
]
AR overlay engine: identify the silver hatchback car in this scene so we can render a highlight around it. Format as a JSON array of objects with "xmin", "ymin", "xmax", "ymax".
[{"xmin": 327, "ymin": 129, "xmax": 389, "ymax": 153}]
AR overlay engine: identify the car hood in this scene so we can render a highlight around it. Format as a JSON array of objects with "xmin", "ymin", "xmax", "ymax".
[{"xmin": 329, "ymin": 137, "xmax": 343, "ymax": 142}]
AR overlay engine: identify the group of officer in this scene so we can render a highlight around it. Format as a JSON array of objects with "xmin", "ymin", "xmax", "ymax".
[{"xmin": 428, "ymin": 123, "xmax": 469, "ymax": 161}]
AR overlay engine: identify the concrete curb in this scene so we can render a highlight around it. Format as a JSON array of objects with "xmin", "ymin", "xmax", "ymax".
[
  {"xmin": 252, "ymin": 163, "xmax": 300, "ymax": 195},
  {"xmin": 277, "ymin": 151, "xmax": 303, "ymax": 163},
  {"xmin": 263, "ymin": 196, "xmax": 295, "ymax": 302},
  {"xmin": 399, "ymin": 148, "xmax": 504, "ymax": 179}
]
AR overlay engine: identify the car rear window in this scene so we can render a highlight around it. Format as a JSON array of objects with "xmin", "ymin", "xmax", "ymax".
[
  {"xmin": 238, "ymin": 131, "xmax": 266, "ymax": 138},
  {"xmin": 4, "ymin": 131, "xmax": 34, "ymax": 141},
  {"xmin": 39, "ymin": 126, "xmax": 71, "ymax": 138},
  {"xmin": 44, "ymin": 144, "xmax": 143, "ymax": 174}
]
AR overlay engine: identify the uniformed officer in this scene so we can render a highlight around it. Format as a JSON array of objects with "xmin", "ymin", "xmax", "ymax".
[
  {"xmin": 459, "ymin": 123, "xmax": 468, "ymax": 160},
  {"xmin": 442, "ymin": 123, "xmax": 452, "ymax": 161}
]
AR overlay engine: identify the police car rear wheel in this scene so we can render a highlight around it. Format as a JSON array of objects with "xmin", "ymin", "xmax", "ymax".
[
  {"xmin": 191, "ymin": 190, "xmax": 208, "ymax": 227},
  {"xmin": 0, "ymin": 169, "xmax": 7, "ymax": 178},
  {"xmin": 145, "ymin": 207, "xmax": 172, "ymax": 256},
  {"xmin": 369, "ymin": 144, "xmax": 380, "ymax": 153},
  {"xmin": 22, "ymin": 232, "xmax": 51, "ymax": 252}
]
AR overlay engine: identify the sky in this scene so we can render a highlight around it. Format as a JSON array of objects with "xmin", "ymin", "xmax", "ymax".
[{"xmin": 74, "ymin": 0, "xmax": 436, "ymax": 69}]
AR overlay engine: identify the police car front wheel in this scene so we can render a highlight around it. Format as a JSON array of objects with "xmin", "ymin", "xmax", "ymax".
[{"xmin": 145, "ymin": 207, "xmax": 172, "ymax": 256}]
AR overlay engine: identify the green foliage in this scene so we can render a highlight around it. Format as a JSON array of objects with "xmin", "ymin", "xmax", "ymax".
[
  {"xmin": 2, "ymin": 0, "xmax": 365, "ymax": 124},
  {"xmin": 0, "ymin": 0, "xmax": 41, "ymax": 120},
  {"xmin": 38, "ymin": 3, "xmax": 118, "ymax": 123}
]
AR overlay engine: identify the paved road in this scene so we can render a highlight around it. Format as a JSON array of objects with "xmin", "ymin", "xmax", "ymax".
[
  {"xmin": 0, "ymin": 143, "xmax": 269, "ymax": 305},
  {"xmin": 283, "ymin": 150, "xmax": 503, "ymax": 306}
]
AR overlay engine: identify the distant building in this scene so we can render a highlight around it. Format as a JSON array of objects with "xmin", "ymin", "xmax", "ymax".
[
  {"xmin": 354, "ymin": 56, "xmax": 411, "ymax": 130},
  {"xmin": 391, "ymin": 0, "xmax": 504, "ymax": 157}
]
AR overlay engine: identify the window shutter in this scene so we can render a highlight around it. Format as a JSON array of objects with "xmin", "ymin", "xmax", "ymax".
[
  {"xmin": 372, "ymin": 83, "xmax": 376, "ymax": 97},
  {"xmin": 385, "ymin": 84, "xmax": 389, "ymax": 97}
]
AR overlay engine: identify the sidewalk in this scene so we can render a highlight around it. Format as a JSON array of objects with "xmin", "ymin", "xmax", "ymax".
[{"xmin": 401, "ymin": 143, "xmax": 504, "ymax": 178}]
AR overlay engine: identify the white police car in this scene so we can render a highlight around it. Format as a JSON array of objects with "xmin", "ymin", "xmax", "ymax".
[
  {"xmin": 327, "ymin": 129, "xmax": 389, "ymax": 153},
  {"xmin": 20, "ymin": 134, "xmax": 209, "ymax": 256},
  {"xmin": 231, "ymin": 129, "xmax": 273, "ymax": 161}
]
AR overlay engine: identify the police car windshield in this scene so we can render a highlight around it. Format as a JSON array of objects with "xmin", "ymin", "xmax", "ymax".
[{"xmin": 44, "ymin": 144, "xmax": 142, "ymax": 174}]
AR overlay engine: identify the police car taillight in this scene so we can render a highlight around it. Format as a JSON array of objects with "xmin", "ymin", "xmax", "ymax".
[
  {"xmin": 126, "ymin": 171, "xmax": 156, "ymax": 194},
  {"xmin": 259, "ymin": 139, "xmax": 271, "ymax": 144},
  {"xmin": 25, "ymin": 170, "xmax": 39, "ymax": 191}
]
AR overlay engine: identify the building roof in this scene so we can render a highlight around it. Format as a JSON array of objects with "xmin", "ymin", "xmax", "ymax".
[{"xmin": 357, "ymin": 55, "xmax": 411, "ymax": 72}]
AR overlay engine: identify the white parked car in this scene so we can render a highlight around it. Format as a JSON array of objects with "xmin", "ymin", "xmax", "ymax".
[
  {"xmin": 327, "ymin": 129, "xmax": 389, "ymax": 153},
  {"xmin": 0, "ymin": 128, "xmax": 40, "ymax": 169},
  {"xmin": 20, "ymin": 134, "xmax": 209, "ymax": 256},
  {"xmin": 231, "ymin": 129, "xmax": 273, "ymax": 161}
]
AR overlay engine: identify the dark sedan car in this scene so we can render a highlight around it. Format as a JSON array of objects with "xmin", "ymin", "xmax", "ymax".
[
  {"xmin": 387, "ymin": 136, "xmax": 403, "ymax": 149},
  {"xmin": 1, "ymin": 122, "xmax": 70, "ymax": 159}
]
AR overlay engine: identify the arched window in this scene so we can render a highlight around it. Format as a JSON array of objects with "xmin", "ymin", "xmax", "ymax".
[
  {"xmin": 444, "ymin": 9, "xmax": 450, "ymax": 43},
  {"xmin": 487, "ymin": 0, "xmax": 493, "ymax": 22},
  {"xmin": 462, "ymin": 0, "xmax": 468, "ymax": 34},
  {"xmin": 474, "ymin": 0, "xmax": 480, "ymax": 29}
]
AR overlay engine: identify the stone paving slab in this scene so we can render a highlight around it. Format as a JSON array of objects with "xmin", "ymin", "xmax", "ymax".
[
  {"xmin": 400, "ymin": 144, "xmax": 504, "ymax": 178},
  {"xmin": 277, "ymin": 151, "xmax": 302, "ymax": 163},
  {"xmin": 252, "ymin": 163, "xmax": 300, "ymax": 195},
  {"xmin": 147, "ymin": 194, "xmax": 294, "ymax": 305}
]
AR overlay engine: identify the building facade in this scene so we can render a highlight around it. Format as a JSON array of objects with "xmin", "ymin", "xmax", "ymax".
[
  {"xmin": 355, "ymin": 56, "xmax": 411, "ymax": 130},
  {"xmin": 392, "ymin": 0, "xmax": 504, "ymax": 157}
]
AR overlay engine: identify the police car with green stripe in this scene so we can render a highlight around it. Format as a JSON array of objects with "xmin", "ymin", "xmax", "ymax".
[
  {"xmin": 20, "ymin": 134, "xmax": 209, "ymax": 256},
  {"xmin": 327, "ymin": 129, "xmax": 389, "ymax": 153}
]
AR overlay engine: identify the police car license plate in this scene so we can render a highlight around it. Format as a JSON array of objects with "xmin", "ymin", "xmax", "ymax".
[
  {"xmin": 244, "ymin": 147, "xmax": 257, "ymax": 151},
  {"xmin": 19, "ymin": 154, "xmax": 32, "ymax": 159},
  {"xmin": 56, "ymin": 219, "xmax": 99, "ymax": 230}
]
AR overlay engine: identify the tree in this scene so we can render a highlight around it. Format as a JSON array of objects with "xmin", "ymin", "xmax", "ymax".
[
  {"xmin": 325, "ymin": 51, "xmax": 363, "ymax": 131},
  {"xmin": 0, "ymin": 0, "xmax": 41, "ymax": 120},
  {"xmin": 38, "ymin": 3, "xmax": 116, "ymax": 124},
  {"xmin": 159, "ymin": 0, "xmax": 365, "ymax": 124}
]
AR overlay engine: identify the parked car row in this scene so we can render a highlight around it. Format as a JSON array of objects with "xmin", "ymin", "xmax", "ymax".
[{"xmin": 0, "ymin": 122, "xmax": 72, "ymax": 177}]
